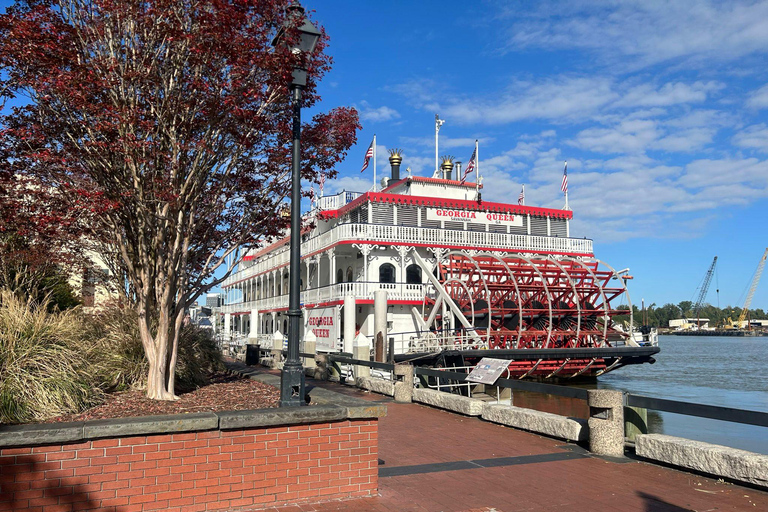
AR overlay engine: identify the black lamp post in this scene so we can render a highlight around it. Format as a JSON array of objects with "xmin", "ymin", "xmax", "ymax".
[{"xmin": 273, "ymin": 3, "xmax": 321, "ymax": 407}]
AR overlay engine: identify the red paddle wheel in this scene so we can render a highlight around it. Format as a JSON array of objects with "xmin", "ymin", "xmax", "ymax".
[{"xmin": 423, "ymin": 252, "xmax": 632, "ymax": 379}]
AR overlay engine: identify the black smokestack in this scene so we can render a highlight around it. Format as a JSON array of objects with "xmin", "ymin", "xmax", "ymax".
[{"xmin": 388, "ymin": 149, "xmax": 402, "ymax": 181}]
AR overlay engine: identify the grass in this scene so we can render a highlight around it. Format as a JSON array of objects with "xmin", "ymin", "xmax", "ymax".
[
  {"xmin": 0, "ymin": 290, "xmax": 103, "ymax": 423},
  {"xmin": 0, "ymin": 291, "xmax": 223, "ymax": 424}
]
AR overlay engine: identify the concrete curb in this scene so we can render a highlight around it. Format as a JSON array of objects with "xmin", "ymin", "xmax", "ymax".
[
  {"xmin": 0, "ymin": 421, "xmax": 85, "ymax": 447},
  {"xmin": 413, "ymin": 388, "xmax": 485, "ymax": 416},
  {"xmin": 355, "ymin": 376, "xmax": 395, "ymax": 396},
  {"xmin": 482, "ymin": 403, "xmax": 588, "ymax": 442},
  {"xmin": 83, "ymin": 412, "xmax": 219, "ymax": 440},
  {"xmin": 217, "ymin": 405, "xmax": 347, "ymax": 430},
  {"xmin": 636, "ymin": 434, "xmax": 768, "ymax": 488}
]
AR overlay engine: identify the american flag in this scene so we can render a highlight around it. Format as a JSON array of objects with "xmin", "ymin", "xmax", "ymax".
[
  {"xmin": 461, "ymin": 147, "xmax": 476, "ymax": 183},
  {"xmin": 518, "ymin": 186, "xmax": 525, "ymax": 205},
  {"xmin": 561, "ymin": 161, "xmax": 568, "ymax": 194},
  {"xmin": 361, "ymin": 140, "xmax": 374, "ymax": 172}
]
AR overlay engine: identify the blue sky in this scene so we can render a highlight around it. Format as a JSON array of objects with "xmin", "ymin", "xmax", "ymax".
[{"xmin": 304, "ymin": 0, "xmax": 768, "ymax": 311}]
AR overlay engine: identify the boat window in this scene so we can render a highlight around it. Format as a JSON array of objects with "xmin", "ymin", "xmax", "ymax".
[
  {"xmin": 379, "ymin": 263, "xmax": 396, "ymax": 284},
  {"xmin": 347, "ymin": 266, "xmax": 353, "ymax": 282},
  {"xmin": 337, "ymin": 268, "xmax": 344, "ymax": 283},
  {"xmin": 406, "ymin": 264, "xmax": 422, "ymax": 284}
]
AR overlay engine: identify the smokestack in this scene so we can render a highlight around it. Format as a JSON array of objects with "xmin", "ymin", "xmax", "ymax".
[
  {"xmin": 440, "ymin": 156, "xmax": 454, "ymax": 180},
  {"xmin": 388, "ymin": 149, "xmax": 402, "ymax": 181},
  {"xmin": 455, "ymin": 161, "xmax": 462, "ymax": 182}
]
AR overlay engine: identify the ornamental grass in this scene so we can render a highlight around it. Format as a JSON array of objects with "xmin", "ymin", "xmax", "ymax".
[
  {"xmin": 0, "ymin": 290, "xmax": 103, "ymax": 423},
  {"xmin": 0, "ymin": 291, "xmax": 223, "ymax": 424}
]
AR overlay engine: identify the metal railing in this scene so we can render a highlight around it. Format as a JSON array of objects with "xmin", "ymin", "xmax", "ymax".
[
  {"xmin": 322, "ymin": 354, "xmax": 768, "ymax": 431},
  {"xmin": 222, "ymin": 222, "xmax": 594, "ymax": 287},
  {"xmin": 220, "ymin": 281, "xmax": 426, "ymax": 314}
]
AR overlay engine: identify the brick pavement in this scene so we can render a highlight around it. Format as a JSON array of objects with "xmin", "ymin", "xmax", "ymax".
[{"xmin": 255, "ymin": 378, "xmax": 768, "ymax": 512}]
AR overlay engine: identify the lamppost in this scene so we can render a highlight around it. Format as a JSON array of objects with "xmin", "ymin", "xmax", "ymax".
[{"xmin": 272, "ymin": 3, "xmax": 321, "ymax": 407}]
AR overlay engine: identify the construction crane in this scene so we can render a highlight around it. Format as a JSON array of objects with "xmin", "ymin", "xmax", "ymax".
[
  {"xmin": 692, "ymin": 256, "xmax": 717, "ymax": 329},
  {"xmin": 737, "ymin": 248, "xmax": 768, "ymax": 330}
]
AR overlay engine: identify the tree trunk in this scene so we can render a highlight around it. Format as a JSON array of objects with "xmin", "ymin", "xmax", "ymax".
[{"xmin": 139, "ymin": 308, "xmax": 178, "ymax": 400}]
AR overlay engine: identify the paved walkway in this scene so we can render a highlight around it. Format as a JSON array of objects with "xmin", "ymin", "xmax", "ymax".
[{"xmin": 258, "ymin": 376, "xmax": 768, "ymax": 512}]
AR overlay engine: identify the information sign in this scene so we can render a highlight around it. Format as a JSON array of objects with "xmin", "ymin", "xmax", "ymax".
[{"xmin": 466, "ymin": 358, "xmax": 513, "ymax": 385}]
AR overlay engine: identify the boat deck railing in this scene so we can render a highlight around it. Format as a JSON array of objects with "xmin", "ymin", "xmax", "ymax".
[
  {"xmin": 223, "ymin": 222, "xmax": 594, "ymax": 287},
  {"xmin": 220, "ymin": 281, "xmax": 427, "ymax": 314}
]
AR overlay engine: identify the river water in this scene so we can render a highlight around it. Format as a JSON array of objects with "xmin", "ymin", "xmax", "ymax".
[{"xmin": 512, "ymin": 335, "xmax": 768, "ymax": 454}]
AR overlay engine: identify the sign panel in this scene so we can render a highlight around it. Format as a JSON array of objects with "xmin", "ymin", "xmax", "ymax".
[
  {"xmin": 466, "ymin": 358, "xmax": 513, "ymax": 385},
  {"xmin": 426, "ymin": 208, "xmax": 523, "ymax": 227},
  {"xmin": 305, "ymin": 307, "xmax": 338, "ymax": 351}
]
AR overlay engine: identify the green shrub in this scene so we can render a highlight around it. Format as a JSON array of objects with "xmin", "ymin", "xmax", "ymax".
[
  {"xmin": 175, "ymin": 323, "xmax": 224, "ymax": 392},
  {"xmin": 86, "ymin": 302, "xmax": 223, "ymax": 393},
  {"xmin": 0, "ymin": 290, "xmax": 103, "ymax": 424},
  {"xmin": 85, "ymin": 302, "xmax": 149, "ymax": 392}
]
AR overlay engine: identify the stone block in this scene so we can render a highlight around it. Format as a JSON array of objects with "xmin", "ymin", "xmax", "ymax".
[
  {"xmin": 0, "ymin": 421, "xmax": 84, "ymax": 448},
  {"xmin": 588, "ymin": 389, "xmax": 624, "ymax": 456},
  {"xmin": 353, "ymin": 344, "xmax": 371, "ymax": 379},
  {"xmin": 84, "ymin": 413, "xmax": 219, "ymax": 440},
  {"xmin": 413, "ymin": 388, "xmax": 485, "ymax": 416},
  {"xmin": 636, "ymin": 434, "xmax": 768, "ymax": 488},
  {"xmin": 303, "ymin": 340, "xmax": 317, "ymax": 368},
  {"xmin": 217, "ymin": 405, "xmax": 346, "ymax": 430},
  {"xmin": 356, "ymin": 376, "xmax": 395, "ymax": 396},
  {"xmin": 393, "ymin": 364, "xmax": 414, "ymax": 404},
  {"xmin": 482, "ymin": 403, "xmax": 588, "ymax": 442}
]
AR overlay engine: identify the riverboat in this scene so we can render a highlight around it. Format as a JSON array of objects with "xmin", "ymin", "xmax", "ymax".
[{"xmin": 220, "ymin": 148, "xmax": 659, "ymax": 380}]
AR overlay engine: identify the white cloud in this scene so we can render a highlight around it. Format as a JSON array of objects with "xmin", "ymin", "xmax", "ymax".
[
  {"xmin": 569, "ymin": 108, "xmax": 728, "ymax": 154},
  {"xmin": 678, "ymin": 157, "xmax": 768, "ymax": 188},
  {"xmin": 327, "ymin": 176, "xmax": 373, "ymax": 195},
  {"xmin": 746, "ymin": 83, "xmax": 768, "ymax": 110},
  {"xmin": 392, "ymin": 76, "xmax": 725, "ymax": 128},
  {"xmin": 357, "ymin": 101, "xmax": 400, "ymax": 122},
  {"xmin": 499, "ymin": 1, "xmax": 768, "ymax": 69},
  {"xmin": 614, "ymin": 81, "xmax": 723, "ymax": 108},
  {"xmin": 732, "ymin": 124, "xmax": 768, "ymax": 151},
  {"xmin": 398, "ymin": 135, "xmax": 495, "ymax": 151},
  {"xmin": 436, "ymin": 76, "xmax": 619, "ymax": 125},
  {"xmin": 571, "ymin": 119, "xmax": 660, "ymax": 154},
  {"xmin": 474, "ymin": 136, "xmax": 767, "ymax": 242}
]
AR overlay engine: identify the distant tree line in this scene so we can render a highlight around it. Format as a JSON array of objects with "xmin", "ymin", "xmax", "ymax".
[{"xmin": 615, "ymin": 301, "xmax": 767, "ymax": 328}]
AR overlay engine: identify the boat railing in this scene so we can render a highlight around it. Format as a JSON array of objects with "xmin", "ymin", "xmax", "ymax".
[
  {"xmin": 222, "ymin": 223, "xmax": 594, "ymax": 287},
  {"xmin": 220, "ymin": 281, "xmax": 427, "ymax": 314}
]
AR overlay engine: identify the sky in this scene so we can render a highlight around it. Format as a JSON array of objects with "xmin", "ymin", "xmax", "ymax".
[
  {"xmin": 301, "ymin": 0, "xmax": 768, "ymax": 311},
  {"xmin": 2, "ymin": 1, "xmax": 766, "ymax": 311}
]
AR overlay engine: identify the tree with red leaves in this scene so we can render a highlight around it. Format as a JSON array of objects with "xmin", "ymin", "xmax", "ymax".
[{"xmin": 0, "ymin": 0, "xmax": 360, "ymax": 400}]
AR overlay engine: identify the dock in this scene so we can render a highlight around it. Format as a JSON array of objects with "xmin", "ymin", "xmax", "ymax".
[{"xmin": 254, "ymin": 375, "xmax": 768, "ymax": 512}]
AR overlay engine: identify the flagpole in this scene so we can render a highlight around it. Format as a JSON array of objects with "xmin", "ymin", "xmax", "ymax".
[
  {"xmin": 522, "ymin": 184, "xmax": 525, "ymax": 206},
  {"xmin": 563, "ymin": 160, "xmax": 569, "ymax": 211},
  {"xmin": 373, "ymin": 134, "xmax": 377, "ymax": 192},
  {"xmin": 434, "ymin": 114, "xmax": 445, "ymax": 178},
  {"xmin": 435, "ymin": 115, "xmax": 439, "ymax": 178},
  {"xmin": 474, "ymin": 139, "xmax": 479, "ymax": 193}
]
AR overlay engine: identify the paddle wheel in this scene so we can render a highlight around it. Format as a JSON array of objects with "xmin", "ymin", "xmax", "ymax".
[{"xmin": 417, "ymin": 251, "xmax": 644, "ymax": 379}]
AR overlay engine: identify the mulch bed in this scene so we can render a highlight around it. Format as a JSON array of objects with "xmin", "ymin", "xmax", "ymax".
[{"xmin": 44, "ymin": 372, "xmax": 280, "ymax": 423}]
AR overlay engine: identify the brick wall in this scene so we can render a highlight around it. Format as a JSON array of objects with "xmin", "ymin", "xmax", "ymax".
[{"xmin": 0, "ymin": 419, "xmax": 378, "ymax": 512}]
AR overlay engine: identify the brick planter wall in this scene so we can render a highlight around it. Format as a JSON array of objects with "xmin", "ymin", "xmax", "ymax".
[
  {"xmin": 1, "ymin": 418, "xmax": 377, "ymax": 511},
  {"xmin": 0, "ymin": 389, "xmax": 384, "ymax": 512}
]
